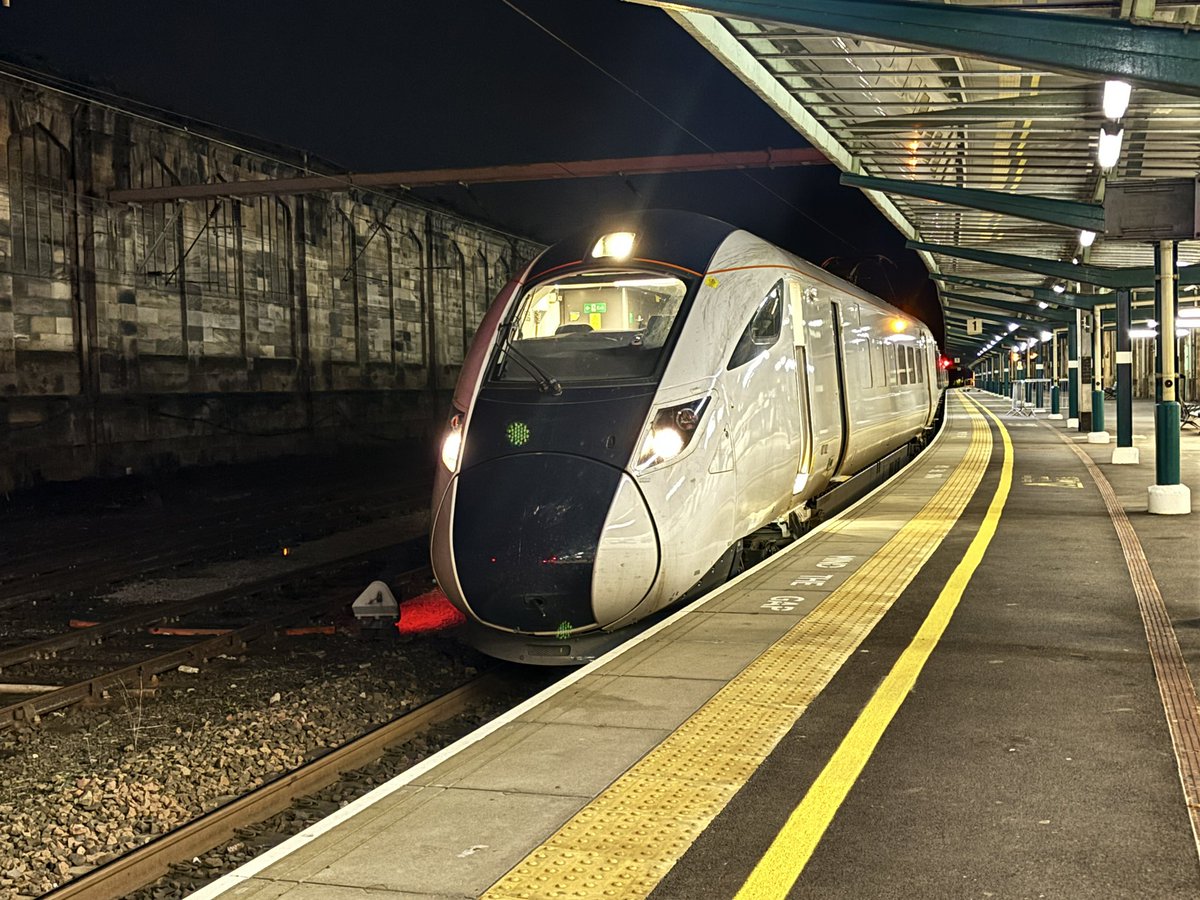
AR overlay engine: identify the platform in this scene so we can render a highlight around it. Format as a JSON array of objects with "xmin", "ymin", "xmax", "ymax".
[{"xmin": 194, "ymin": 389, "xmax": 1200, "ymax": 900}]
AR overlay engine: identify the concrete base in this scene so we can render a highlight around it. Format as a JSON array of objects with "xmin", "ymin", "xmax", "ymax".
[
  {"xmin": 1111, "ymin": 446, "xmax": 1140, "ymax": 465},
  {"xmin": 1067, "ymin": 417, "xmax": 1079, "ymax": 429},
  {"xmin": 1087, "ymin": 431, "xmax": 1111, "ymax": 444},
  {"xmin": 1048, "ymin": 413, "xmax": 1063, "ymax": 420},
  {"xmin": 1148, "ymin": 483, "xmax": 1192, "ymax": 515}
]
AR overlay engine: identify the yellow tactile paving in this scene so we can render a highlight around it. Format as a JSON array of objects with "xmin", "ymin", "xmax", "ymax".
[{"xmin": 483, "ymin": 395, "xmax": 992, "ymax": 900}]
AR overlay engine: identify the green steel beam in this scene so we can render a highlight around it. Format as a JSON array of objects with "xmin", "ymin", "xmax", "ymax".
[
  {"xmin": 945, "ymin": 314, "xmax": 1044, "ymax": 340},
  {"xmin": 931, "ymin": 273, "xmax": 1103, "ymax": 310},
  {"xmin": 945, "ymin": 310, "xmax": 1027, "ymax": 331},
  {"xmin": 942, "ymin": 290, "xmax": 1073, "ymax": 322},
  {"xmin": 915, "ymin": 244, "xmax": 1200, "ymax": 289},
  {"xmin": 841, "ymin": 173, "xmax": 1104, "ymax": 232},
  {"xmin": 908, "ymin": 241, "xmax": 1152, "ymax": 288},
  {"xmin": 636, "ymin": 0, "xmax": 1200, "ymax": 96}
]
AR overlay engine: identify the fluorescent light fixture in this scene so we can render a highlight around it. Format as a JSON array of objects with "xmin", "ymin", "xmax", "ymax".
[
  {"xmin": 592, "ymin": 231, "xmax": 636, "ymax": 260},
  {"xmin": 1007, "ymin": 323, "xmax": 1019, "ymax": 332},
  {"xmin": 1098, "ymin": 126, "xmax": 1124, "ymax": 170},
  {"xmin": 1080, "ymin": 230, "xmax": 1096, "ymax": 248},
  {"xmin": 1052, "ymin": 283, "xmax": 1066, "ymax": 294},
  {"xmin": 1037, "ymin": 301, "xmax": 1049, "ymax": 309},
  {"xmin": 1040, "ymin": 331, "xmax": 1053, "ymax": 341},
  {"xmin": 1103, "ymin": 80, "xmax": 1132, "ymax": 120},
  {"xmin": 1148, "ymin": 319, "xmax": 1158, "ymax": 328},
  {"xmin": 1128, "ymin": 328, "xmax": 1158, "ymax": 339},
  {"xmin": 1179, "ymin": 307, "xmax": 1200, "ymax": 319}
]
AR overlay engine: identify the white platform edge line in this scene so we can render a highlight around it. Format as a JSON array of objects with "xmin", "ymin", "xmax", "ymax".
[{"xmin": 190, "ymin": 394, "xmax": 960, "ymax": 898}]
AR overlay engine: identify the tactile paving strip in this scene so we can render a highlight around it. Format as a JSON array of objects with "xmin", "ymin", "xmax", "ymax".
[
  {"xmin": 483, "ymin": 395, "xmax": 993, "ymax": 900},
  {"xmin": 1046, "ymin": 410, "xmax": 1200, "ymax": 861}
]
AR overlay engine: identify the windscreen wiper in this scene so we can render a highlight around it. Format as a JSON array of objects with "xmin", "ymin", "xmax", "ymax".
[{"xmin": 498, "ymin": 321, "xmax": 563, "ymax": 395}]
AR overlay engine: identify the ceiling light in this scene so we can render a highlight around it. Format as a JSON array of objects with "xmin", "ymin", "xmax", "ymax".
[
  {"xmin": 1037, "ymin": 301, "xmax": 1049, "ymax": 309},
  {"xmin": 1040, "ymin": 331, "xmax": 1053, "ymax": 342},
  {"xmin": 1080, "ymin": 230, "xmax": 1096, "ymax": 248},
  {"xmin": 1179, "ymin": 307, "xmax": 1200, "ymax": 319},
  {"xmin": 1052, "ymin": 283, "xmax": 1066, "ymax": 294},
  {"xmin": 1103, "ymin": 80, "xmax": 1132, "ymax": 120},
  {"xmin": 1098, "ymin": 126, "xmax": 1124, "ymax": 170},
  {"xmin": 1128, "ymin": 328, "xmax": 1158, "ymax": 339},
  {"xmin": 1007, "ymin": 323, "xmax": 1019, "ymax": 332},
  {"xmin": 1148, "ymin": 319, "xmax": 1158, "ymax": 328}
]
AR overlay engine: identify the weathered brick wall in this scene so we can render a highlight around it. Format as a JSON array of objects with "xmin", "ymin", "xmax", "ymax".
[{"xmin": 0, "ymin": 74, "xmax": 542, "ymax": 491}]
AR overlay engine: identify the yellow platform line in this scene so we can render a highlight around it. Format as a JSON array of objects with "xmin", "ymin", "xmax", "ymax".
[
  {"xmin": 483, "ymin": 394, "xmax": 994, "ymax": 900},
  {"xmin": 737, "ymin": 392, "xmax": 1013, "ymax": 899}
]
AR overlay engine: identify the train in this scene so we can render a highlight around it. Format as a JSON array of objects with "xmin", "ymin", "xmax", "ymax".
[{"xmin": 429, "ymin": 210, "xmax": 941, "ymax": 664}]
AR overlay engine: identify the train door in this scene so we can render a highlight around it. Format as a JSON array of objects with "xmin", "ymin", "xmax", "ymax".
[
  {"xmin": 797, "ymin": 284, "xmax": 846, "ymax": 486},
  {"xmin": 786, "ymin": 278, "xmax": 814, "ymax": 495}
]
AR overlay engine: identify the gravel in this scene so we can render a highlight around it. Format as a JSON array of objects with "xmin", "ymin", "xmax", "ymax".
[{"xmin": 0, "ymin": 630, "xmax": 490, "ymax": 899}]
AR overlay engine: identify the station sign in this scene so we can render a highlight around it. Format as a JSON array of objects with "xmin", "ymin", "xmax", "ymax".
[{"xmin": 1105, "ymin": 177, "xmax": 1200, "ymax": 241}]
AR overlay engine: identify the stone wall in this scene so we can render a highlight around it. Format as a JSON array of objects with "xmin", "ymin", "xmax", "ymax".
[{"xmin": 0, "ymin": 72, "xmax": 543, "ymax": 491}]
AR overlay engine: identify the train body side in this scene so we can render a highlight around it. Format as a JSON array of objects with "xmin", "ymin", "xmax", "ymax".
[{"xmin": 430, "ymin": 214, "xmax": 940, "ymax": 662}]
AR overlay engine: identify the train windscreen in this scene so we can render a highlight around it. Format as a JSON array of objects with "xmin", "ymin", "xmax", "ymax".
[{"xmin": 490, "ymin": 271, "xmax": 688, "ymax": 385}]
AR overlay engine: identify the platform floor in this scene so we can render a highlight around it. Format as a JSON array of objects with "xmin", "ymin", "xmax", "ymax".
[{"xmin": 195, "ymin": 389, "xmax": 1200, "ymax": 900}]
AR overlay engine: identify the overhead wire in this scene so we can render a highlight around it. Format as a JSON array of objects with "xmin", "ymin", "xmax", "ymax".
[{"xmin": 498, "ymin": 0, "xmax": 862, "ymax": 253}]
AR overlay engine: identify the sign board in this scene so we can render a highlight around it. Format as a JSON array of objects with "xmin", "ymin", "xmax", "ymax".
[
  {"xmin": 1081, "ymin": 356, "xmax": 1093, "ymax": 384},
  {"xmin": 967, "ymin": 317, "xmax": 983, "ymax": 335},
  {"xmin": 582, "ymin": 302, "xmax": 607, "ymax": 314},
  {"xmin": 1104, "ymin": 177, "xmax": 1200, "ymax": 241}
]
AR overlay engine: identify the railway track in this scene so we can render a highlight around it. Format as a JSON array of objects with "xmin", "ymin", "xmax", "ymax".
[
  {"xmin": 42, "ymin": 670, "xmax": 523, "ymax": 900},
  {"xmin": 0, "ymin": 481, "xmax": 430, "ymax": 612},
  {"xmin": 0, "ymin": 537, "xmax": 428, "ymax": 728}
]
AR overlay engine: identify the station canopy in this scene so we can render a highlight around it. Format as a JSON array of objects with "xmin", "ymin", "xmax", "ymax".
[{"xmin": 634, "ymin": 0, "xmax": 1200, "ymax": 357}]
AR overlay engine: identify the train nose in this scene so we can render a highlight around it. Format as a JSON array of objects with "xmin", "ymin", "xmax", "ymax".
[{"xmin": 451, "ymin": 454, "xmax": 658, "ymax": 634}]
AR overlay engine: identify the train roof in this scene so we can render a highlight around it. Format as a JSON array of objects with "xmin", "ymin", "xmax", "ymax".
[{"xmin": 527, "ymin": 209, "xmax": 931, "ymax": 337}]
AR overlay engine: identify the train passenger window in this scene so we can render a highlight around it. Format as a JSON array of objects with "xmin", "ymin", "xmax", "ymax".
[
  {"xmin": 491, "ymin": 270, "xmax": 690, "ymax": 385},
  {"xmin": 885, "ymin": 341, "xmax": 898, "ymax": 386},
  {"xmin": 871, "ymin": 334, "xmax": 887, "ymax": 387},
  {"xmin": 727, "ymin": 280, "xmax": 783, "ymax": 370}
]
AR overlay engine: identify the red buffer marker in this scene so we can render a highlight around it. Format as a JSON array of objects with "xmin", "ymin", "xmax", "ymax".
[{"xmin": 396, "ymin": 588, "xmax": 467, "ymax": 635}]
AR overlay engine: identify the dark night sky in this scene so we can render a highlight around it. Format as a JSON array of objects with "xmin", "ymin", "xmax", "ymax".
[{"xmin": 0, "ymin": 0, "xmax": 940, "ymax": 337}]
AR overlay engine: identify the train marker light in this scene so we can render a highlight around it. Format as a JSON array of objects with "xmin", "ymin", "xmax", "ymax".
[
  {"xmin": 506, "ymin": 421, "xmax": 531, "ymax": 446},
  {"xmin": 634, "ymin": 397, "xmax": 709, "ymax": 472},
  {"xmin": 650, "ymin": 427, "xmax": 685, "ymax": 461},
  {"xmin": 441, "ymin": 414, "xmax": 464, "ymax": 472},
  {"xmin": 592, "ymin": 231, "xmax": 636, "ymax": 260},
  {"xmin": 889, "ymin": 318, "xmax": 908, "ymax": 333}
]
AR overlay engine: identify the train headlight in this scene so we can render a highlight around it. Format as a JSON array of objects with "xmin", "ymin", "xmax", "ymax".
[
  {"xmin": 441, "ymin": 414, "xmax": 464, "ymax": 472},
  {"xmin": 633, "ymin": 397, "xmax": 709, "ymax": 473}
]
